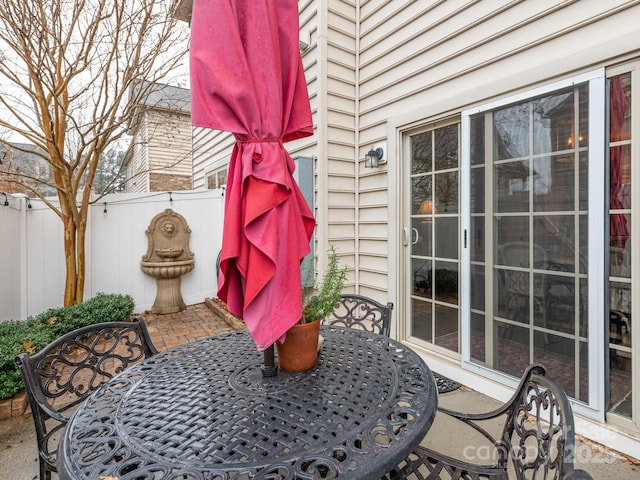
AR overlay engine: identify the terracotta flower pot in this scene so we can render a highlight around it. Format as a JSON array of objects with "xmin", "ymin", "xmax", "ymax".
[{"xmin": 276, "ymin": 320, "xmax": 320, "ymax": 372}]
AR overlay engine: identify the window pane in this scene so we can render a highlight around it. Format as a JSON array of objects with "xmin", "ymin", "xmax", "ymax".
[
  {"xmin": 435, "ymin": 171, "xmax": 458, "ymax": 213},
  {"xmin": 579, "ymin": 151, "xmax": 588, "ymax": 210},
  {"xmin": 413, "ymin": 259, "xmax": 432, "ymax": 298},
  {"xmin": 532, "ymin": 90, "xmax": 574, "ymax": 155},
  {"xmin": 532, "ymin": 215, "xmax": 576, "ymax": 266},
  {"xmin": 533, "ymin": 156, "xmax": 574, "ymax": 212},
  {"xmin": 470, "ymin": 313, "xmax": 486, "ymax": 364},
  {"xmin": 434, "ymin": 304, "xmax": 458, "ymax": 352},
  {"xmin": 435, "ymin": 260, "xmax": 458, "ymax": 305},
  {"xmin": 496, "ymin": 322, "xmax": 529, "ymax": 376},
  {"xmin": 495, "ymin": 216, "xmax": 529, "ymax": 252},
  {"xmin": 411, "ymin": 175, "xmax": 432, "ymax": 215},
  {"xmin": 470, "ymin": 167, "xmax": 485, "ymax": 213},
  {"xmin": 534, "ymin": 331, "xmax": 577, "ymax": 398},
  {"xmin": 495, "ymin": 161, "xmax": 531, "ymax": 213},
  {"xmin": 470, "ymin": 216, "xmax": 485, "ymax": 263},
  {"xmin": 610, "ymin": 75, "xmax": 631, "ymax": 143},
  {"xmin": 434, "ymin": 217, "xmax": 458, "ymax": 259},
  {"xmin": 494, "ymin": 104, "xmax": 529, "ymax": 160},
  {"xmin": 470, "ymin": 115, "xmax": 485, "ymax": 166},
  {"xmin": 411, "ymin": 298, "xmax": 432, "ymax": 341},
  {"xmin": 412, "ymin": 218, "xmax": 432, "ymax": 257},
  {"xmin": 435, "ymin": 124, "xmax": 458, "ymax": 170},
  {"xmin": 471, "ymin": 264, "xmax": 485, "ymax": 311},
  {"xmin": 411, "ymin": 132, "xmax": 432, "ymax": 174}
]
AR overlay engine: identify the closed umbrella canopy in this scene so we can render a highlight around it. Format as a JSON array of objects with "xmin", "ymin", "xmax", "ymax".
[{"xmin": 190, "ymin": 0, "xmax": 315, "ymax": 351}]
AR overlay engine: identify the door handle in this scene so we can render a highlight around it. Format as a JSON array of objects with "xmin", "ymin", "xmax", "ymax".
[
  {"xmin": 403, "ymin": 227, "xmax": 420, "ymax": 246},
  {"xmin": 411, "ymin": 227, "xmax": 419, "ymax": 245}
]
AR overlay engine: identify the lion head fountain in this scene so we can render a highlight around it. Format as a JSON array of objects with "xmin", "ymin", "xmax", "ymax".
[{"xmin": 141, "ymin": 209, "xmax": 195, "ymax": 313}]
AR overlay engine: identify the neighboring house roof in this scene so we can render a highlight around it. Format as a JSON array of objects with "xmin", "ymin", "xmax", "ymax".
[
  {"xmin": 127, "ymin": 80, "xmax": 191, "ymax": 136},
  {"xmin": 136, "ymin": 81, "xmax": 191, "ymax": 114},
  {"xmin": 0, "ymin": 142, "xmax": 53, "ymax": 196},
  {"xmin": 173, "ymin": 0, "xmax": 193, "ymax": 23},
  {"xmin": 0, "ymin": 143, "xmax": 45, "ymax": 172}
]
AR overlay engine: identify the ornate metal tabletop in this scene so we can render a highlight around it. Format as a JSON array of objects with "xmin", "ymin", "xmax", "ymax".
[{"xmin": 58, "ymin": 326, "xmax": 437, "ymax": 479}]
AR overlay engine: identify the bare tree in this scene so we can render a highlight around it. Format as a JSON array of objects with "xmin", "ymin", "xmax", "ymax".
[{"xmin": 0, "ymin": 0, "xmax": 189, "ymax": 306}]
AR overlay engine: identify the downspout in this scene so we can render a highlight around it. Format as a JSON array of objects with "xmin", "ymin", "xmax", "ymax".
[
  {"xmin": 316, "ymin": 1, "xmax": 329, "ymax": 274},
  {"xmin": 354, "ymin": 2, "xmax": 361, "ymax": 292}
]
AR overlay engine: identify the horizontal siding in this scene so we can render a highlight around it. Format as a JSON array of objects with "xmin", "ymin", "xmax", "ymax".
[
  {"xmin": 126, "ymin": 125, "xmax": 149, "ymax": 193},
  {"xmin": 324, "ymin": 0, "xmax": 357, "ymax": 286},
  {"xmin": 354, "ymin": 0, "xmax": 640, "ymax": 299},
  {"xmin": 146, "ymin": 111, "xmax": 192, "ymax": 177},
  {"xmin": 359, "ymin": 0, "xmax": 640, "ymax": 124}
]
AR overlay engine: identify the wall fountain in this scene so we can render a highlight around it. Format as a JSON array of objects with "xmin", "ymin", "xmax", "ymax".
[{"xmin": 141, "ymin": 209, "xmax": 195, "ymax": 313}]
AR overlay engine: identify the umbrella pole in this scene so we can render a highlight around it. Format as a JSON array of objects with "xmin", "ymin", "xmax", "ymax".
[{"xmin": 262, "ymin": 344, "xmax": 278, "ymax": 377}]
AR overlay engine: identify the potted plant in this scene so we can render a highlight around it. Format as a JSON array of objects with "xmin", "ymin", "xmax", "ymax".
[{"xmin": 277, "ymin": 245, "xmax": 348, "ymax": 372}]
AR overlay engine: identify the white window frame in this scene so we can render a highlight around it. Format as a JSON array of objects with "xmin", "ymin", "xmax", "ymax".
[
  {"xmin": 204, "ymin": 166, "xmax": 228, "ymax": 190},
  {"xmin": 460, "ymin": 68, "xmax": 606, "ymax": 420}
]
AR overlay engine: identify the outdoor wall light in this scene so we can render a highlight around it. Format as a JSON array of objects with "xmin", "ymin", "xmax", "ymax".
[
  {"xmin": 364, "ymin": 147, "xmax": 385, "ymax": 168},
  {"xmin": 299, "ymin": 30, "xmax": 311, "ymax": 51},
  {"xmin": 2, "ymin": 192, "xmax": 8, "ymax": 206}
]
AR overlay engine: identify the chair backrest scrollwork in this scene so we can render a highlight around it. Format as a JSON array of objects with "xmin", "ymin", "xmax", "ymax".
[
  {"xmin": 14, "ymin": 317, "xmax": 157, "ymax": 480},
  {"xmin": 322, "ymin": 294, "xmax": 393, "ymax": 337}
]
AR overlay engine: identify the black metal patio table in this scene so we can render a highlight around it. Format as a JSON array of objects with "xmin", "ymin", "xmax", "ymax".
[{"xmin": 57, "ymin": 325, "xmax": 438, "ymax": 479}]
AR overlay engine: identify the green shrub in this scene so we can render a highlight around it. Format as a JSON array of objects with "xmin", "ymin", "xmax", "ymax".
[{"xmin": 0, "ymin": 293, "xmax": 135, "ymax": 400}]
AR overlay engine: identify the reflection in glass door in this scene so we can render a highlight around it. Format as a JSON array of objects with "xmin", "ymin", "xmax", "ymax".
[
  {"xmin": 409, "ymin": 122, "xmax": 460, "ymax": 355},
  {"xmin": 468, "ymin": 83, "xmax": 590, "ymax": 403},
  {"xmin": 608, "ymin": 72, "xmax": 633, "ymax": 418}
]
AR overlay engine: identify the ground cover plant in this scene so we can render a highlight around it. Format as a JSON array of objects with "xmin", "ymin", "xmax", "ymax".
[{"xmin": 0, "ymin": 293, "xmax": 135, "ymax": 399}]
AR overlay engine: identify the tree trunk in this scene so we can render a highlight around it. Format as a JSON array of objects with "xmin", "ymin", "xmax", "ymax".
[
  {"xmin": 75, "ymin": 217, "xmax": 87, "ymax": 305},
  {"xmin": 62, "ymin": 214, "xmax": 78, "ymax": 307}
]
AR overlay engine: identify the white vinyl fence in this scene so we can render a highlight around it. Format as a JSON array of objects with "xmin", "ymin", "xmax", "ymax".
[{"xmin": 0, "ymin": 189, "xmax": 224, "ymax": 323}]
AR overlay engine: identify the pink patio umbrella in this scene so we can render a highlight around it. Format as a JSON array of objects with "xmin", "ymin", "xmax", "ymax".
[{"xmin": 190, "ymin": 0, "xmax": 315, "ymax": 371}]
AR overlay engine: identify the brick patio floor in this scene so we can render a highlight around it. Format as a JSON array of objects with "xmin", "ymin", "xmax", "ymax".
[{"xmin": 138, "ymin": 301, "xmax": 240, "ymax": 351}]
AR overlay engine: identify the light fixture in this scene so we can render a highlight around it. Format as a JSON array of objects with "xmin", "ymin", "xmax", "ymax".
[
  {"xmin": 299, "ymin": 30, "xmax": 311, "ymax": 51},
  {"xmin": 364, "ymin": 147, "xmax": 385, "ymax": 168},
  {"xmin": 2, "ymin": 192, "xmax": 8, "ymax": 206},
  {"xmin": 417, "ymin": 199, "xmax": 437, "ymax": 223}
]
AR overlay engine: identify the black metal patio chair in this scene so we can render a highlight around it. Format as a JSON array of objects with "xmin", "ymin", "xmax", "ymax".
[
  {"xmin": 14, "ymin": 317, "xmax": 158, "ymax": 480},
  {"xmin": 322, "ymin": 293, "xmax": 393, "ymax": 337},
  {"xmin": 384, "ymin": 363, "xmax": 593, "ymax": 480}
]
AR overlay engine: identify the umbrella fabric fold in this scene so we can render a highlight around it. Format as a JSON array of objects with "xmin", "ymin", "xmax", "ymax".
[{"xmin": 190, "ymin": 0, "xmax": 315, "ymax": 350}]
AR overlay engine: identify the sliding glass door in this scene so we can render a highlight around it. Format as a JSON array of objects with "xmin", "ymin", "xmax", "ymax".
[{"xmin": 462, "ymin": 70, "xmax": 606, "ymax": 411}]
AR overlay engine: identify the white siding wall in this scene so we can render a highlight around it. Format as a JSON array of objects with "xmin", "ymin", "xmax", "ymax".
[
  {"xmin": 147, "ymin": 110, "xmax": 193, "ymax": 176},
  {"xmin": 356, "ymin": 0, "xmax": 640, "ymax": 294},
  {"xmin": 322, "ymin": 0, "xmax": 358, "ymax": 290},
  {"xmin": 192, "ymin": 126, "xmax": 235, "ymax": 189},
  {"xmin": 126, "ymin": 122, "xmax": 150, "ymax": 193}
]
